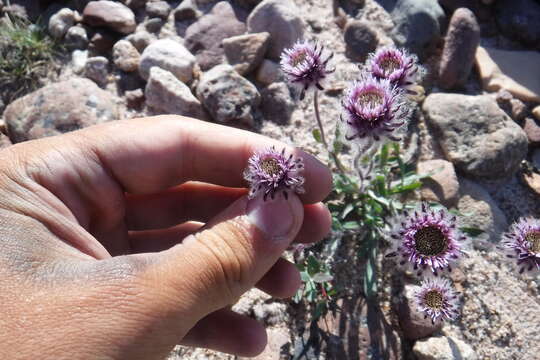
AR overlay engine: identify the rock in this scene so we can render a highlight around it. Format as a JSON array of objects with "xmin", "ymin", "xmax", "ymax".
[
  {"xmin": 510, "ymin": 99, "xmax": 528, "ymax": 122},
  {"xmin": 196, "ymin": 64, "xmax": 261, "ymax": 126},
  {"xmin": 438, "ymin": 8, "xmax": 480, "ymax": 89},
  {"xmin": 223, "ymin": 32, "xmax": 270, "ymax": 75},
  {"xmin": 255, "ymin": 59, "xmax": 283, "ymax": 85},
  {"xmin": 423, "ymin": 94, "xmax": 528, "ymax": 179},
  {"xmin": 457, "ymin": 177, "xmax": 508, "ymax": 244},
  {"xmin": 65, "ymin": 25, "xmax": 89, "ymax": 50},
  {"xmin": 247, "ymin": 0, "xmax": 305, "ymax": 60},
  {"xmin": 48, "ymin": 8, "xmax": 75, "ymax": 39},
  {"xmin": 145, "ymin": 1, "xmax": 171, "ymax": 19},
  {"xmin": 83, "ymin": 1, "xmax": 136, "ymax": 34},
  {"xmin": 496, "ymin": 0, "xmax": 540, "ymax": 47},
  {"xmin": 390, "ymin": 0, "xmax": 445, "ymax": 58},
  {"xmin": 145, "ymin": 67, "xmax": 207, "ymax": 120},
  {"xmin": 417, "ymin": 159, "xmax": 460, "ymax": 207},
  {"xmin": 4, "ymin": 78, "xmax": 120, "ymax": 143},
  {"xmin": 396, "ymin": 283, "xmax": 442, "ymax": 340},
  {"xmin": 520, "ymin": 170, "xmax": 540, "ymax": 199},
  {"xmin": 343, "ymin": 20, "xmax": 379, "ymax": 61},
  {"xmin": 126, "ymin": 31, "xmax": 154, "ymax": 52},
  {"xmin": 145, "ymin": 18, "xmax": 165, "ymax": 33},
  {"xmin": 523, "ymin": 118, "xmax": 540, "ymax": 146},
  {"xmin": 88, "ymin": 29, "xmax": 118, "ymax": 54},
  {"xmin": 139, "ymin": 39, "xmax": 196, "ymax": 83},
  {"xmin": 475, "ymin": 47, "xmax": 540, "ymax": 103},
  {"xmin": 533, "ymin": 106, "xmax": 540, "ymax": 122},
  {"xmin": 173, "ymin": 0, "xmax": 200, "ymax": 21},
  {"xmin": 414, "ymin": 336, "xmax": 478, "ymax": 360},
  {"xmin": 125, "ymin": 88, "xmax": 145, "ymax": 109},
  {"xmin": 185, "ymin": 1, "xmax": 246, "ymax": 71},
  {"xmin": 84, "ymin": 56, "xmax": 109, "ymax": 87},
  {"xmin": 260, "ymin": 82, "xmax": 294, "ymax": 124},
  {"xmin": 71, "ymin": 49, "xmax": 88, "ymax": 74},
  {"xmin": 112, "ymin": 40, "xmax": 140, "ymax": 72}
]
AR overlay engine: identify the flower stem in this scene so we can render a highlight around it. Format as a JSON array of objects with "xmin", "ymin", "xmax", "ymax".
[{"xmin": 313, "ymin": 90, "xmax": 347, "ymax": 175}]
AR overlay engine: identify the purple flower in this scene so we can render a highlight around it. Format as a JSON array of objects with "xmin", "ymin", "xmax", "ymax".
[
  {"xmin": 414, "ymin": 277, "xmax": 460, "ymax": 324},
  {"xmin": 341, "ymin": 75, "xmax": 408, "ymax": 149},
  {"xmin": 368, "ymin": 47, "xmax": 423, "ymax": 93},
  {"xmin": 386, "ymin": 203, "xmax": 467, "ymax": 276},
  {"xmin": 280, "ymin": 40, "xmax": 334, "ymax": 100},
  {"xmin": 244, "ymin": 146, "xmax": 305, "ymax": 200},
  {"xmin": 499, "ymin": 218, "xmax": 540, "ymax": 274}
]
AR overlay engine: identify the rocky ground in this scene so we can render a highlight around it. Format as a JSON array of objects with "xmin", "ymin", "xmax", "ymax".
[{"xmin": 0, "ymin": 0, "xmax": 539, "ymax": 359}]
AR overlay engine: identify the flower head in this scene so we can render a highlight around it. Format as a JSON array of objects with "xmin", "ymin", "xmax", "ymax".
[
  {"xmin": 341, "ymin": 75, "xmax": 408, "ymax": 149},
  {"xmin": 244, "ymin": 146, "xmax": 305, "ymax": 200},
  {"xmin": 414, "ymin": 277, "xmax": 459, "ymax": 324},
  {"xmin": 499, "ymin": 218, "xmax": 540, "ymax": 274},
  {"xmin": 280, "ymin": 40, "xmax": 334, "ymax": 100},
  {"xmin": 368, "ymin": 47, "xmax": 423, "ymax": 92},
  {"xmin": 386, "ymin": 203, "xmax": 467, "ymax": 276}
]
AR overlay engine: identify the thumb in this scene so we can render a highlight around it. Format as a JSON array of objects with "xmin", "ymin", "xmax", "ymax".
[{"xmin": 146, "ymin": 193, "xmax": 304, "ymax": 323}]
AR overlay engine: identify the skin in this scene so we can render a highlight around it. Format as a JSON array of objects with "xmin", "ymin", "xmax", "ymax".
[{"xmin": 0, "ymin": 115, "xmax": 332, "ymax": 359}]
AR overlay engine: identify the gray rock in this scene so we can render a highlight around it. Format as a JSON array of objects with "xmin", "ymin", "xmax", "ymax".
[
  {"xmin": 123, "ymin": 0, "xmax": 146, "ymax": 9},
  {"xmin": 223, "ymin": 32, "xmax": 270, "ymax": 75},
  {"xmin": 247, "ymin": 0, "xmax": 305, "ymax": 60},
  {"xmin": 523, "ymin": 117, "xmax": 540, "ymax": 147},
  {"xmin": 4, "ymin": 78, "xmax": 120, "ymax": 143},
  {"xmin": 48, "ymin": 8, "xmax": 75, "ymax": 39},
  {"xmin": 423, "ymin": 94, "xmax": 528, "ymax": 179},
  {"xmin": 457, "ymin": 177, "xmax": 508, "ymax": 245},
  {"xmin": 84, "ymin": 56, "xmax": 109, "ymax": 87},
  {"xmin": 255, "ymin": 59, "xmax": 283, "ymax": 85},
  {"xmin": 413, "ymin": 336, "xmax": 478, "ymax": 360},
  {"xmin": 391, "ymin": 0, "xmax": 445, "ymax": 58},
  {"xmin": 112, "ymin": 40, "xmax": 140, "ymax": 72},
  {"xmin": 83, "ymin": 1, "xmax": 136, "ymax": 34},
  {"xmin": 139, "ymin": 39, "xmax": 196, "ymax": 83},
  {"xmin": 196, "ymin": 64, "xmax": 261, "ymax": 126},
  {"xmin": 260, "ymin": 82, "xmax": 294, "ymax": 124},
  {"xmin": 510, "ymin": 98, "xmax": 528, "ymax": 122},
  {"xmin": 71, "ymin": 49, "xmax": 88, "ymax": 74},
  {"xmin": 439, "ymin": 8, "xmax": 480, "ymax": 89},
  {"xmin": 344, "ymin": 20, "xmax": 378, "ymax": 61},
  {"xmin": 417, "ymin": 159, "xmax": 460, "ymax": 207},
  {"xmin": 145, "ymin": 1, "xmax": 171, "ymax": 19},
  {"xmin": 496, "ymin": 0, "xmax": 540, "ymax": 47},
  {"xmin": 145, "ymin": 67, "xmax": 206, "ymax": 120},
  {"xmin": 126, "ymin": 31, "xmax": 154, "ymax": 52},
  {"xmin": 173, "ymin": 0, "xmax": 200, "ymax": 21},
  {"xmin": 396, "ymin": 284, "xmax": 442, "ymax": 340},
  {"xmin": 65, "ymin": 25, "xmax": 89, "ymax": 50},
  {"xmin": 125, "ymin": 88, "xmax": 145, "ymax": 109},
  {"xmin": 145, "ymin": 18, "xmax": 165, "ymax": 33},
  {"xmin": 185, "ymin": 1, "xmax": 246, "ymax": 71}
]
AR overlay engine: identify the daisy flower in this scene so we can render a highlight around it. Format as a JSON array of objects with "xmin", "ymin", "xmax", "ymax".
[
  {"xmin": 414, "ymin": 277, "xmax": 460, "ymax": 324},
  {"xmin": 499, "ymin": 218, "xmax": 540, "ymax": 274},
  {"xmin": 368, "ymin": 47, "xmax": 424, "ymax": 94}
]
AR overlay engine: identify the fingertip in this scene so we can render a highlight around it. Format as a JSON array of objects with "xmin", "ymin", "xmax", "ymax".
[{"xmin": 296, "ymin": 149, "xmax": 333, "ymax": 204}]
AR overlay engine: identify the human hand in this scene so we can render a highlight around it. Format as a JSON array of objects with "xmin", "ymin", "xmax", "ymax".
[{"xmin": 0, "ymin": 116, "xmax": 332, "ymax": 359}]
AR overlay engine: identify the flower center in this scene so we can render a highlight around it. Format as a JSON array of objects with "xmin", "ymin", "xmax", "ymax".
[
  {"xmin": 525, "ymin": 231, "xmax": 540, "ymax": 254},
  {"xmin": 414, "ymin": 225, "xmax": 448, "ymax": 256},
  {"xmin": 424, "ymin": 290, "xmax": 444, "ymax": 310},
  {"xmin": 291, "ymin": 51, "xmax": 307, "ymax": 66},
  {"xmin": 357, "ymin": 90, "xmax": 383, "ymax": 109},
  {"xmin": 379, "ymin": 56, "xmax": 401, "ymax": 74},
  {"xmin": 260, "ymin": 157, "xmax": 281, "ymax": 176}
]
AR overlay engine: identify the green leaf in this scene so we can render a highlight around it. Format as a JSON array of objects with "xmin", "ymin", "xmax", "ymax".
[
  {"xmin": 312, "ymin": 272, "xmax": 333, "ymax": 283},
  {"xmin": 460, "ymin": 227, "xmax": 485, "ymax": 237},
  {"xmin": 312, "ymin": 128, "xmax": 322, "ymax": 143},
  {"xmin": 306, "ymin": 255, "xmax": 320, "ymax": 275},
  {"xmin": 343, "ymin": 221, "xmax": 360, "ymax": 231}
]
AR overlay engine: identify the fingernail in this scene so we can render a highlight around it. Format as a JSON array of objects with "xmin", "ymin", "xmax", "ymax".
[{"xmin": 246, "ymin": 195, "xmax": 297, "ymax": 241}]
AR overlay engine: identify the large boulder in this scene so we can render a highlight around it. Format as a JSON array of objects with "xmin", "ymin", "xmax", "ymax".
[
  {"xmin": 184, "ymin": 1, "xmax": 246, "ymax": 71},
  {"xmin": 82, "ymin": 1, "xmax": 136, "ymax": 34},
  {"xmin": 390, "ymin": 0, "xmax": 445, "ymax": 58},
  {"xmin": 247, "ymin": 0, "xmax": 305, "ymax": 60},
  {"xmin": 4, "ymin": 78, "xmax": 121, "ymax": 143},
  {"xmin": 138, "ymin": 39, "xmax": 196, "ymax": 83},
  {"xmin": 196, "ymin": 64, "xmax": 261, "ymax": 126},
  {"xmin": 423, "ymin": 93, "xmax": 528, "ymax": 179},
  {"xmin": 145, "ymin": 67, "xmax": 206, "ymax": 120}
]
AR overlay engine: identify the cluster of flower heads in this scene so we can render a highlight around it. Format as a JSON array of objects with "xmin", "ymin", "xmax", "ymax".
[
  {"xmin": 386, "ymin": 203, "xmax": 467, "ymax": 323},
  {"xmin": 499, "ymin": 218, "xmax": 540, "ymax": 274},
  {"xmin": 243, "ymin": 146, "xmax": 305, "ymax": 201}
]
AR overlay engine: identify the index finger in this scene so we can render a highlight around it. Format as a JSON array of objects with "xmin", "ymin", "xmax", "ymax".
[{"xmin": 78, "ymin": 115, "xmax": 332, "ymax": 204}]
